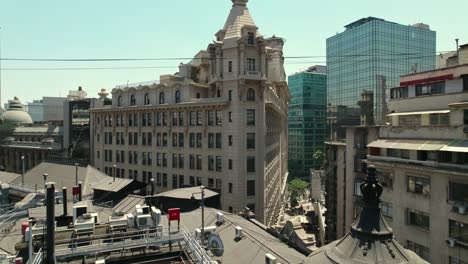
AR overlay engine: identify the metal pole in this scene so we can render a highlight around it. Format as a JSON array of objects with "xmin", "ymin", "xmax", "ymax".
[
  {"xmin": 151, "ymin": 178, "xmax": 154, "ymax": 196},
  {"xmin": 28, "ymin": 218, "xmax": 33, "ymax": 263},
  {"xmin": 201, "ymin": 185, "xmax": 205, "ymax": 247},
  {"xmin": 75, "ymin": 163, "xmax": 79, "ymax": 186},
  {"xmin": 113, "ymin": 164, "xmax": 116, "ymax": 182},
  {"xmin": 21, "ymin": 155, "xmax": 25, "ymax": 186}
]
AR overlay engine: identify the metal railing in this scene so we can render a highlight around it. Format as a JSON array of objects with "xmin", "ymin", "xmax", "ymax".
[{"xmin": 181, "ymin": 226, "xmax": 214, "ymax": 264}]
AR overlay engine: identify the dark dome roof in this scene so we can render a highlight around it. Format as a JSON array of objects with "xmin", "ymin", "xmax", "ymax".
[{"xmin": 305, "ymin": 166, "xmax": 429, "ymax": 264}]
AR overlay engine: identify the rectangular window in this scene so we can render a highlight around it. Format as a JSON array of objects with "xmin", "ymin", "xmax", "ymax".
[
  {"xmin": 246, "ymin": 133, "xmax": 255, "ymax": 149},
  {"xmin": 416, "ymin": 81, "xmax": 445, "ymax": 96},
  {"xmin": 147, "ymin": 113, "xmax": 152, "ymax": 126},
  {"xmin": 197, "ymin": 177, "xmax": 202, "ymax": 186},
  {"xmin": 229, "ymin": 135, "xmax": 233, "ymax": 146},
  {"xmin": 157, "ymin": 173, "xmax": 161, "ymax": 187},
  {"xmin": 216, "ymin": 111, "xmax": 222, "ymax": 126},
  {"xmin": 208, "ymin": 155, "xmax": 214, "ymax": 171},
  {"xmin": 247, "ymin": 109, "xmax": 255, "ymax": 125},
  {"xmin": 196, "ymin": 155, "xmax": 202, "ymax": 170},
  {"xmin": 208, "ymin": 133, "xmax": 214, "ymax": 148},
  {"xmin": 189, "ymin": 155, "xmax": 195, "ymax": 169},
  {"xmin": 162, "ymin": 133, "xmax": 168, "ymax": 147},
  {"xmin": 463, "ymin": 74, "xmax": 468, "ymax": 91},
  {"xmin": 399, "ymin": 115, "xmax": 421, "ymax": 126},
  {"xmin": 172, "ymin": 175, "xmax": 178, "ymax": 188},
  {"xmin": 196, "ymin": 133, "xmax": 202, "ymax": 148},
  {"xmin": 216, "ymin": 156, "xmax": 222, "ymax": 172},
  {"xmin": 208, "ymin": 178, "xmax": 214, "ymax": 188},
  {"xmin": 197, "ymin": 111, "xmax": 203, "ymax": 126},
  {"xmin": 215, "ymin": 179, "xmax": 222, "ymax": 189},
  {"xmin": 172, "ymin": 112, "xmax": 178, "ymax": 126},
  {"xmin": 450, "ymin": 256, "xmax": 468, "ymax": 264},
  {"xmin": 179, "ymin": 112, "xmax": 184, "ymax": 126},
  {"xmin": 189, "ymin": 133, "xmax": 195, "ymax": 148},
  {"xmin": 387, "ymin": 149, "xmax": 410, "ymax": 159},
  {"xmin": 228, "ymin": 61, "xmax": 233, "ymax": 72},
  {"xmin": 406, "ymin": 209, "xmax": 430, "ymax": 230},
  {"xmin": 229, "ymin": 112, "xmax": 232, "ymax": 122},
  {"xmin": 146, "ymin": 132, "xmax": 151, "ymax": 146},
  {"xmin": 179, "ymin": 154, "xmax": 184, "ymax": 169},
  {"xmin": 172, "ymin": 154, "xmax": 178, "ymax": 168},
  {"xmin": 464, "ymin": 109, "xmax": 468, "ymax": 125},
  {"xmin": 247, "ymin": 58, "xmax": 256, "ymax": 72},
  {"xmin": 216, "ymin": 133, "xmax": 222, "ymax": 148},
  {"xmin": 208, "ymin": 111, "xmax": 215, "ymax": 126},
  {"xmin": 172, "ymin": 133, "xmax": 178, "ymax": 147},
  {"xmin": 390, "ymin": 86, "xmax": 408, "ymax": 99},
  {"xmin": 229, "ymin": 159, "xmax": 233, "ymax": 170},
  {"xmin": 179, "ymin": 133, "xmax": 184, "ymax": 147},
  {"xmin": 179, "ymin": 175, "xmax": 184, "ymax": 187},
  {"xmin": 406, "ymin": 240, "xmax": 430, "ymax": 261},
  {"xmin": 247, "ymin": 180, "xmax": 255, "ymax": 196},
  {"xmin": 429, "ymin": 113, "xmax": 449, "ymax": 125},
  {"xmin": 229, "ymin": 90, "xmax": 232, "ymax": 101},
  {"xmin": 190, "ymin": 111, "xmax": 196, "ymax": 126},
  {"xmin": 247, "ymin": 156, "xmax": 255, "ymax": 172},
  {"xmin": 162, "ymin": 112, "xmax": 167, "ymax": 126},
  {"xmin": 247, "ymin": 32, "xmax": 255, "ymax": 45},
  {"xmin": 228, "ymin": 183, "xmax": 233, "ymax": 193},
  {"xmin": 133, "ymin": 132, "xmax": 138, "ymax": 145},
  {"xmin": 449, "ymin": 219, "xmax": 468, "ymax": 243},
  {"xmin": 381, "ymin": 202, "xmax": 393, "ymax": 219},
  {"xmin": 407, "ymin": 175, "xmax": 430, "ymax": 195},
  {"xmin": 190, "ymin": 176, "xmax": 195, "ymax": 186},
  {"xmin": 448, "ymin": 181, "xmax": 468, "ymax": 203},
  {"xmin": 162, "ymin": 174, "xmax": 168, "ymax": 188},
  {"xmin": 162, "ymin": 153, "xmax": 167, "ymax": 167},
  {"xmin": 379, "ymin": 171, "xmax": 394, "ymax": 189}
]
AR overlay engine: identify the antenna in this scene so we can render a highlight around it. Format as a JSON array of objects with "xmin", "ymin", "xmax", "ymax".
[{"xmin": 456, "ymin": 38, "xmax": 460, "ymax": 58}]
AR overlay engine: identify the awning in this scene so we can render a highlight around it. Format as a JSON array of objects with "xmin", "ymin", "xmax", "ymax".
[
  {"xmin": 440, "ymin": 140, "xmax": 468, "ymax": 153},
  {"xmin": 367, "ymin": 139, "xmax": 449, "ymax": 151},
  {"xmin": 387, "ymin": 110, "xmax": 450, "ymax": 117}
]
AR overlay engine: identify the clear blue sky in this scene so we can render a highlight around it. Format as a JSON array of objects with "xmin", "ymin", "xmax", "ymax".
[{"xmin": 1, "ymin": 0, "xmax": 467, "ymax": 105}]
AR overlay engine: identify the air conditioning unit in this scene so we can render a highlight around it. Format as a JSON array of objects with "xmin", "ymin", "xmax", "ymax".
[
  {"xmin": 265, "ymin": 253, "xmax": 277, "ymax": 264},
  {"xmin": 457, "ymin": 204, "xmax": 467, "ymax": 215},
  {"xmin": 74, "ymin": 216, "xmax": 95, "ymax": 235},
  {"xmin": 73, "ymin": 204, "xmax": 88, "ymax": 222},
  {"xmin": 235, "ymin": 226, "xmax": 243, "ymax": 239},
  {"xmin": 95, "ymin": 260, "xmax": 105, "ymax": 264},
  {"xmin": 216, "ymin": 212, "xmax": 224, "ymax": 224},
  {"xmin": 151, "ymin": 207, "xmax": 161, "ymax": 225},
  {"xmin": 109, "ymin": 214, "xmax": 128, "ymax": 232},
  {"xmin": 204, "ymin": 226, "xmax": 217, "ymax": 236},
  {"xmin": 446, "ymin": 238, "xmax": 456, "ymax": 248},
  {"xmin": 126, "ymin": 214, "xmax": 135, "ymax": 228},
  {"xmin": 195, "ymin": 228, "xmax": 201, "ymax": 239},
  {"xmin": 136, "ymin": 214, "xmax": 153, "ymax": 229}
]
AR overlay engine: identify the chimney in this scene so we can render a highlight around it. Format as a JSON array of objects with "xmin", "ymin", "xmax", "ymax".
[
  {"xmin": 78, "ymin": 181, "xmax": 82, "ymax": 201},
  {"xmin": 62, "ymin": 187, "xmax": 68, "ymax": 216},
  {"xmin": 46, "ymin": 182, "xmax": 56, "ymax": 264}
]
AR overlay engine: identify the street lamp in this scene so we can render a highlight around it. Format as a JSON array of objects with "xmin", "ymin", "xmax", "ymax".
[
  {"xmin": 75, "ymin": 163, "xmax": 79, "ymax": 186},
  {"xmin": 150, "ymin": 178, "xmax": 155, "ymax": 196},
  {"xmin": 21, "ymin": 155, "xmax": 25, "ymax": 186},
  {"xmin": 191, "ymin": 185, "xmax": 206, "ymax": 246}
]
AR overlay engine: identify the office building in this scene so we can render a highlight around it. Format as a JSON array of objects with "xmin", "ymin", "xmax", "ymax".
[
  {"xmin": 326, "ymin": 17, "xmax": 436, "ymax": 139},
  {"xmin": 27, "ymin": 97, "xmax": 67, "ymax": 122},
  {"xmin": 288, "ymin": 66, "xmax": 327, "ymax": 180},
  {"xmin": 365, "ymin": 62, "xmax": 468, "ymax": 263},
  {"xmin": 90, "ymin": 0, "xmax": 290, "ymax": 225}
]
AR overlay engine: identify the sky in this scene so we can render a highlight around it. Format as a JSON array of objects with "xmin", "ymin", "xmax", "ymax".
[{"xmin": 0, "ymin": 0, "xmax": 467, "ymax": 105}]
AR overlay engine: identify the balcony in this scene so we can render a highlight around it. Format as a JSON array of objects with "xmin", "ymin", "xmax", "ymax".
[{"xmin": 368, "ymin": 155, "xmax": 468, "ymax": 174}]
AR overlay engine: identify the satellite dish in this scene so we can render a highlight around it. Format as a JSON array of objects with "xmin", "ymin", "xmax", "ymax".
[{"xmin": 208, "ymin": 233, "xmax": 224, "ymax": 257}]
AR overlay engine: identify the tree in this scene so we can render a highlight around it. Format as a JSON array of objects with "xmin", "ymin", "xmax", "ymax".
[
  {"xmin": 288, "ymin": 178, "xmax": 309, "ymax": 206},
  {"xmin": 312, "ymin": 149, "xmax": 325, "ymax": 170}
]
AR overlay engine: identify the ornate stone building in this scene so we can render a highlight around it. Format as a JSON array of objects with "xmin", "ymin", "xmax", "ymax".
[{"xmin": 90, "ymin": 0, "xmax": 289, "ymax": 225}]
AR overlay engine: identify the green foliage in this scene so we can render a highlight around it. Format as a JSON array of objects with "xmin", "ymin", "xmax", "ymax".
[
  {"xmin": 312, "ymin": 149, "xmax": 325, "ymax": 169},
  {"xmin": 288, "ymin": 178, "xmax": 309, "ymax": 204}
]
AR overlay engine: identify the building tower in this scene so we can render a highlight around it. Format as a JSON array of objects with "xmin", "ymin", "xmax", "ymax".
[{"xmin": 90, "ymin": 0, "xmax": 290, "ymax": 225}]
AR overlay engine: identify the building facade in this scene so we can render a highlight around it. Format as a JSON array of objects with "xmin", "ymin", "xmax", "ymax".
[
  {"xmin": 90, "ymin": 0, "xmax": 289, "ymax": 226},
  {"xmin": 28, "ymin": 97, "xmax": 67, "ymax": 122},
  {"xmin": 327, "ymin": 17, "xmax": 436, "ymax": 139},
  {"xmin": 365, "ymin": 64, "xmax": 468, "ymax": 263},
  {"xmin": 288, "ymin": 66, "xmax": 327, "ymax": 180}
]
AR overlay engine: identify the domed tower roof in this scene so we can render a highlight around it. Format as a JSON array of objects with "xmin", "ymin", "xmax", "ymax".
[
  {"xmin": 305, "ymin": 165, "xmax": 429, "ymax": 264},
  {"xmin": 217, "ymin": 0, "xmax": 259, "ymax": 41},
  {"xmin": 0, "ymin": 97, "xmax": 33, "ymax": 126}
]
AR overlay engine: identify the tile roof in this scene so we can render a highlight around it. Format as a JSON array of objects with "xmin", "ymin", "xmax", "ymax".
[{"xmin": 112, "ymin": 195, "xmax": 146, "ymax": 215}]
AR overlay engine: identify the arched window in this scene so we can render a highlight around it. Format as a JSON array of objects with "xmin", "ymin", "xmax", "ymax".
[
  {"xmin": 247, "ymin": 88, "xmax": 255, "ymax": 101},
  {"xmin": 175, "ymin": 90, "xmax": 181, "ymax": 103},
  {"xmin": 144, "ymin": 93, "xmax": 150, "ymax": 105},
  {"xmin": 130, "ymin": 95, "xmax": 136, "ymax": 106},
  {"xmin": 117, "ymin": 96, "xmax": 122, "ymax": 107},
  {"xmin": 159, "ymin": 92, "xmax": 165, "ymax": 104}
]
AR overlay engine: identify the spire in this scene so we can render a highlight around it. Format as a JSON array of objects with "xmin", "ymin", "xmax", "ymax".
[
  {"xmin": 231, "ymin": 0, "xmax": 248, "ymax": 7},
  {"xmin": 219, "ymin": 0, "xmax": 257, "ymax": 41},
  {"xmin": 350, "ymin": 164, "xmax": 393, "ymax": 240}
]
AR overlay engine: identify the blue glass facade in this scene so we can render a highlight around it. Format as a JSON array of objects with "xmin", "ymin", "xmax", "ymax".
[
  {"xmin": 327, "ymin": 17, "xmax": 436, "ymax": 138},
  {"xmin": 288, "ymin": 66, "xmax": 327, "ymax": 180}
]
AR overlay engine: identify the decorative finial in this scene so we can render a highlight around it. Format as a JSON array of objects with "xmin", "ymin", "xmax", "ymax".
[
  {"xmin": 14, "ymin": 96, "xmax": 19, "ymax": 100},
  {"xmin": 360, "ymin": 165, "xmax": 383, "ymax": 207},
  {"xmin": 231, "ymin": 0, "xmax": 248, "ymax": 7}
]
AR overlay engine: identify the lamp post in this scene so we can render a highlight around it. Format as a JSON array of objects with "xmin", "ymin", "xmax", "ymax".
[
  {"xmin": 43, "ymin": 173, "xmax": 48, "ymax": 201},
  {"xmin": 191, "ymin": 185, "xmax": 206, "ymax": 246},
  {"xmin": 21, "ymin": 155, "xmax": 25, "ymax": 186},
  {"xmin": 150, "ymin": 178, "xmax": 155, "ymax": 196},
  {"xmin": 75, "ymin": 163, "xmax": 79, "ymax": 186}
]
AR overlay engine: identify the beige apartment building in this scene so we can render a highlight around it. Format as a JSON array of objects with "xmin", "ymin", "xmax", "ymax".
[
  {"xmin": 90, "ymin": 0, "xmax": 289, "ymax": 226},
  {"xmin": 366, "ymin": 64, "xmax": 468, "ymax": 264}
]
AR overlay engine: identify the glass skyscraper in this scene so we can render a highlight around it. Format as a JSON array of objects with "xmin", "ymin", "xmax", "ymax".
[
  {"xmin": 327, "ymin": 17, "xmax": 436, "ymax": 138},
  {"xmin": 288, "ymin": 66, "xmax": 327, "ymax": 180}
]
